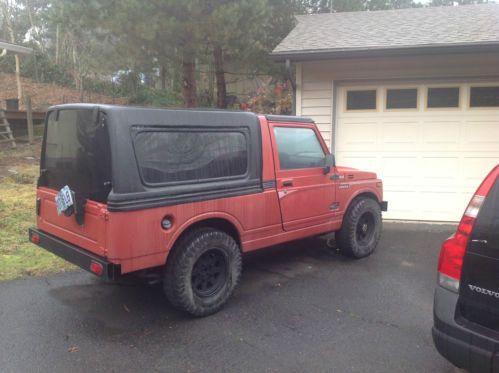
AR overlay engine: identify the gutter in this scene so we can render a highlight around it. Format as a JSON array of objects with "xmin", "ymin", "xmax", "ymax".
[{"xmin": 271, "ymin": 42, "xmax": 499, "ymax": 62}]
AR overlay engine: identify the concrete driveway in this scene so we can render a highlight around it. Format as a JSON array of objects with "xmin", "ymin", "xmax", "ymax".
[{"xmin": 0, "ymin": 222, "xmax": 457, "ymax": 373}]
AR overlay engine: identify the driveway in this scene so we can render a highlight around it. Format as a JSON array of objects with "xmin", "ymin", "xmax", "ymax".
[{"xmin": 0, "ymin": 222, "xmax": 457, "ymax": 372}]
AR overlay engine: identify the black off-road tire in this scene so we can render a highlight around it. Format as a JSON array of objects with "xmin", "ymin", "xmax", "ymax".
[
  {"xmin": 336, "ymin": 197, "xmax": 382, "ymax": 259},
  {"xmin": 164, "ymin": 227, "xmax": 242, "ymax": 317}
]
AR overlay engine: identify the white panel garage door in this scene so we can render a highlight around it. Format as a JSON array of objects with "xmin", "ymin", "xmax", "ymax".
[{"xmin": 335, "ymin": 82, "xmax": 499, "ymax": 221}]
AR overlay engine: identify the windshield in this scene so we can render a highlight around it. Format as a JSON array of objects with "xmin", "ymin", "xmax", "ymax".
[{"xmin": 39, "ymin": 109, "xmax": 112, "ymax": 203}]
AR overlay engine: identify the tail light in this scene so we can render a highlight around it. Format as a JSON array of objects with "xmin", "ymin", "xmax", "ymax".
[
  {"xmin": 437, "ymin": 166, "xmax": 499, "ymax": 293},
  {"xmin": 90, "ymin": 261, "xmax": 104, "ymax": 276},
  {"xmin": 30, "ymin": 232, "xmax": 40, "ymax": 245}
]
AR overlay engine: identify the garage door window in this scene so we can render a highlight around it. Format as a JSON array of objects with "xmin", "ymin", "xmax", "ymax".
[
  {"xmin": 386, "ymin": 89, "xmax": 418, "ymax": 109},
  {"xmin": 346, "ymin": 90, "xmax": 377, "ymax": 111},
  {"xmin": 427, "ymin": 87, "xmax": 460, "ymax": 108},
  {"xmin": 470, "ymin": 87, "xmax": 499, "ymax": 108}
]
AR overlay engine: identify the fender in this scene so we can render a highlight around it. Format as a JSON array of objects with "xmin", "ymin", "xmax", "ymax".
[
  {"xmin": 164, "ymin": 211, "xmax": 245, "ymax": 258},
  {"xmin": 342, "ymin": 184, "xmax": 383, "ymax": 215}
]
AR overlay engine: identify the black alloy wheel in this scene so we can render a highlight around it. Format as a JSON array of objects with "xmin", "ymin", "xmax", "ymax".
[
  {"xmin": 355, "ymin": 212, "xmax": 375, "ymax": 246},
  {"xmin": 191, "ymin": 249, "xmax": 228, "ymax": 297}
]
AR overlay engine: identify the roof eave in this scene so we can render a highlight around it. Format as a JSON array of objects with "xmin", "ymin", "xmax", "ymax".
[
  {"xmin": 270, "ymin": 42, "xmax": 499, "ymax": 62},
  {"xmin": 0, "ymin": 41, "xmax": 33, "ymax": 55}
]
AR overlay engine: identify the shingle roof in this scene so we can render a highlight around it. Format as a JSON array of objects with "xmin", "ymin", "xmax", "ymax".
[{"xmin": 272, "ymin": 4, "xmax": 499, "ymax": 60}]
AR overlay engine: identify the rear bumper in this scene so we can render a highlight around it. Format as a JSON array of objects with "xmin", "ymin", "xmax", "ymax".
[
  {"xmin": 380, "ymin": 201, "xmax": 388, "ymax": 211},
  {"xmin": 28, "ymin": 228, "xmax": 121, "ymax": 280},
  {"xmin": 433, "ymin": 285, "xmax": 499, "ymax": 372}
]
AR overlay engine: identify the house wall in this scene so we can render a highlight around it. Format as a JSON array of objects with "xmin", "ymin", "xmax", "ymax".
[{"xmin": 296, "ymin": 51, "xmax": 499, "ymax": 148}]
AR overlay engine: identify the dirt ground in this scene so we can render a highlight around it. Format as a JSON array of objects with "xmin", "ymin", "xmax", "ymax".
[{"xmin": 0, "ymin": 73, "xmax": 126, "ymax": 111}]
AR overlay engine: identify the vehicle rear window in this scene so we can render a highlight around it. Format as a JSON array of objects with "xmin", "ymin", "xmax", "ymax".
[
  {"xmin": 40, "ymin": 109, "xmax": 112, "ymax": 203},
  {"xmin": 273, "ymin": 127, "xmax": 325, "ymax": 170},
  {"xmin": 472, "ymin": 178, "xmax": 499, "ymax": 250},
  {"xmin": 133, "ymin": 130, "xmax": 248, "ymax": 185}
]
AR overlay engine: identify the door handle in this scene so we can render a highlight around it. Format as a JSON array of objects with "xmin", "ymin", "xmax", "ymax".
[{"xmin": 282, "ymin": 180, "xmax": 293, "ymax": 187}]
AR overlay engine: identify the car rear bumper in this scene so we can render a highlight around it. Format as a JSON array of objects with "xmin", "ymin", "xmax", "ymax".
[
  {"xmin": 433, "ymin": 285, "xmax": 499, "ymax": 372},
  {"xmin": 28, "ymin": 227, "xmax": 121, "ymax": 280}
]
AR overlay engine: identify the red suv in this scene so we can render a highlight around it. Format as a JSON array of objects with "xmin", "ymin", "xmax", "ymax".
[
  {"xmin": 433, "ymin": 165, "xmax": 499, "ymax": 371},
  {"xmin": 29, "ymin": 105, "xmax": 387, "ymax": 316}
]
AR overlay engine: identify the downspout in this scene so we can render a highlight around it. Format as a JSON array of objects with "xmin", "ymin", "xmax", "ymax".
[{"xmin": 285, "ymin": 59, "xmax": 296, "ymax": 115}]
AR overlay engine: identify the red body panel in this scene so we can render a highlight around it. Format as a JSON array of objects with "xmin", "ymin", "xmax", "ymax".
[
  {"xmin": 37, "ymin": 187, "xmax": 108, "ymax": 256},
  {"xmin": 36, "ymin": 116, "xmax": 383, "ymax": 274}
]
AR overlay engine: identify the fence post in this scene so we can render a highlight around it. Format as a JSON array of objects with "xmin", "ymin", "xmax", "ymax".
[{"xmin": 26, "ymin": 96, "xmax": 34, "ymax": 144}]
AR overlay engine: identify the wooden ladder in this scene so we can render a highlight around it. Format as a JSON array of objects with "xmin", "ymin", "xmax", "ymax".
[{"xmin": 0, "ymin": 109, "xmax": 16, "ymax": 148}]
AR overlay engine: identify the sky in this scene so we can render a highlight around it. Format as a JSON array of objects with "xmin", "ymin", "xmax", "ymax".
[
  {"xmin": 417, "ymin": 0, "xmax": 498, "ymax": 2},
  {"xmin": 414, "ymin": 0, "xmax": 498, "ymax": 2}
]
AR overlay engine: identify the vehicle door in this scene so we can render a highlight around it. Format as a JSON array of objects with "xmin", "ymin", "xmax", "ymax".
[{"xmin": 269, "ymin": 123, "xmax": 335, "ymax": 231}]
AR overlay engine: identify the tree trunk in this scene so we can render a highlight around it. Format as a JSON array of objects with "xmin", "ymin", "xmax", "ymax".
[
  {"xmin": 14, "ymin": 55, "xmax": 22, "ymax": 103},
  {"xmin": 26, "ymin": 0, "xmax": 45, "ymax": 53},
  {"xmin": 55, "ymin": 24, "xmax": 60, "ymax": 64},
  {"xmin": 208, "ymin": 59, "xmax": 215, "ymax": 107},
  {"xmin": 160, "ymin": 65, "xmax": 167, "ymax": 90},
  {"xmin": 213, "ymin": 45, "xmax": 227, "ymax": 109},
  {"xmin": 182, "ymin": 50, "xmax": 197, "ymax": 107},
  {"xmin": 72, "ymin": 41, "xmax": 80, "ymax": 91}
]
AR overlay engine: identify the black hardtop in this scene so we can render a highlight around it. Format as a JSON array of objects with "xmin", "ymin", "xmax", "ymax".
[
  {"xmin": 265, "ymin": 114, "xmax": 314, "ymax": 124},
  {"xmin": 45, "ymin": 104, "xmax": 264, "ymax": 211},
  {"xmin": 47, "ymin": 104, "xmax": 261, "ymax": 130}
]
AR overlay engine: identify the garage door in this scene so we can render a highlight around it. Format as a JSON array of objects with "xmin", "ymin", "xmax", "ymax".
[{"xmin": 335, "ymin": 82, "xmax": 499, "ymax": 221}]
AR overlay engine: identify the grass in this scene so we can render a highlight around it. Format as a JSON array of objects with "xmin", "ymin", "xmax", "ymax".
[{"xmin": 0, "ymin": 143, "xmax": 75, "ymax": 281}]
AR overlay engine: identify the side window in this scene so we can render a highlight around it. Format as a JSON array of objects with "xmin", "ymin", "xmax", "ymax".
[
  {"xmin": 273, "ymin": 127, "xmax": 325, "ymax": 170},
  {"xmin": 134, "ymin": 130, "xmax": 248, "ymax": 184},
  {"xmin": 473, "ymin": 179, "xmax": 499, "ymax": 249}
]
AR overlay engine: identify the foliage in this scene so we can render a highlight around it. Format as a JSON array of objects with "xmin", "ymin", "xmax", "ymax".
[
  {"xmin": 0, "ymin": 0, "xmax": 493, "ymax": 109},
  {"xmin": 430, "ymin": 0, "xmax": 491, "ymax": 4},
  {"xmin": 241, "ymin": 80, "xmax": 293, "ymax": 115},
  {"xmin": 128, "ymin": 86, "xmax": 183, "ymax": 107},
  {"xmin": 21, "ymin": 50, "xmax": 74, "ymax": 87},
  {"xmin": 0, "ymin": 147, "xmax": 75, "ymax": 281}
]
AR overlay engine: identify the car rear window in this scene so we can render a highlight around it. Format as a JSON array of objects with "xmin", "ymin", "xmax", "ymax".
[
  {"xmin": 40, "ymin": 109, "xmax": 112, "ymax": 203},
  {"xmin": 472, "ymin": 178, "xmax": 499, "ymax": 250},
  {"xmin": 133, "ymin": 130, "xmax": 248, "ymax": 185}
]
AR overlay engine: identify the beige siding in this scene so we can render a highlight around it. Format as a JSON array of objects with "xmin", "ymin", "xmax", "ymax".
[{"xmin": 298, "ymin": 62, "xmax": 333, "ymax": 147}]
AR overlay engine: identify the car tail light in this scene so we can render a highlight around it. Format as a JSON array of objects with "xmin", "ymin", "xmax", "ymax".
[
  {"xmin": 437, "ymin": 165, "xmax": 499, "ymax": 293},
  {"xmin": 90, "ymin": 261, "xmax": 104, "ymax": 276},
  {"xmin": 30, "ymin": 233, "xmax": 40, "ymax": 244}
]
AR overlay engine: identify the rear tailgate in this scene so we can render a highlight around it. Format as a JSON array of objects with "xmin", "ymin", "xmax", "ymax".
[
  {"xmin": 37, "ymin": 187, "xmax": 108, "ymax": 257},
  {"xmin": 459, "ymin": 175, "xmax": 499, "ymax": 330},
  {"xmin": 35, "ymin": 107, "xmax": 112, "ymax": 258}
]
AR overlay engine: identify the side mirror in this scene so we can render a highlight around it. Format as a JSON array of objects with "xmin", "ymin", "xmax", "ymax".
[{"xmin": 323, "ymin": 154, "xmax": 335, "ymax": 175}]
